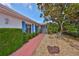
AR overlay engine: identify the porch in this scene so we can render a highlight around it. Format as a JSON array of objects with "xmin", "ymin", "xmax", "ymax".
[{"xmin": 22, "ymin": 21, "xmax": 47, "ymax": 33}]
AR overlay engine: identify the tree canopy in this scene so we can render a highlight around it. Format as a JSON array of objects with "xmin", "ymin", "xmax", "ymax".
[
  {"xmin": 37, "ymin": 3, "xmax": 79, "ymax": 35},
  {"xmin": 37, "ymin": 3, "xmax": 79, "ymax": 22}
]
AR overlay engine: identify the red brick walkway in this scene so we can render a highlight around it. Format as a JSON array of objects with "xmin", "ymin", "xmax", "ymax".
[{"xmin": 10, "ymin": 33, "xmax": 44, "ymax": 56}]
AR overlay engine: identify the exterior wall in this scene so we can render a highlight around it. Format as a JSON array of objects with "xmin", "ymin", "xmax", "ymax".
[
  {"xmin": 0, "ymin": 13, "xmax": 22, "ymax": 28},
  {"xmin": 26, "ymin": 21, "xmax": 32, "ymax": 25}
]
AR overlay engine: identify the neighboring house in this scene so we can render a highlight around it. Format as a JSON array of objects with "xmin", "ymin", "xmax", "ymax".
[{"xmin": 0, "ymin": 4, "xmax": 45, "ymax": 33}]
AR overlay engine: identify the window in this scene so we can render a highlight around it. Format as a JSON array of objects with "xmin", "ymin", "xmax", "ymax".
[{"xmin": 5, "ymin": 18, "xmax": 9, "ymax": 24}]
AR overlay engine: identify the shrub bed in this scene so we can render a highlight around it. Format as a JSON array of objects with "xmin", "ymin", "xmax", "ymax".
[
  {"xmin": 63, "ymin": 22, "xmax": 79, "ymax": 37},
  {"xmin": 47, "ymin": 23, "xmax": 59, "ymax": 34},
  {"xmin": 0, "ymin": 28, "xmax": 38, "ymax": 56}
]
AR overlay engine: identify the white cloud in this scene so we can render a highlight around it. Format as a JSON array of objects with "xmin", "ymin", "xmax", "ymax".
[
  {"xmin": 1, "ymin": 3, "xmax": 33, "ymax": 10},
  {"xmin": 28, "ymin": 5, "xmax": 32, "ymax": 9},
  {"xmin": 1, "ymin": 3, "xmax": 23, "ymax": 15},
  {"xmin": 22, "ymin": 3, "xmax": 32, "ymax": 10},
  {"xmin": 1, "ymin": 3, "xmax": 12, "ymax": 8}
]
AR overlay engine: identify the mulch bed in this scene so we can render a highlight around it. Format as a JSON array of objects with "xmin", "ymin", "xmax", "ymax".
[{"xmin": 47, "ymin": 46, "xmax": 60, "ymax": 54}]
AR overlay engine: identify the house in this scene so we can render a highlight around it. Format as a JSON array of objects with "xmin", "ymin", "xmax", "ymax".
[{"xmin": 0, "ymin": 4, "xmax": 45, "ymax": 33}]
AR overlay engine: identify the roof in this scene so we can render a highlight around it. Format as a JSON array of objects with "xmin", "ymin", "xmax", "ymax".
[{"xmin": 0, "ymin": 4, "xmax": 41, "ymax": 25}]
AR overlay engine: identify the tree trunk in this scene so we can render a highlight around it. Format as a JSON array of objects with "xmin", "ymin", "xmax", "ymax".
[
  {"xmin": 57, "ymin": 21, "xmax": 65, "ymax": 39},
  {"xmin": 59, "ymin": 22, "xmax": 63, "ymax": 36}
]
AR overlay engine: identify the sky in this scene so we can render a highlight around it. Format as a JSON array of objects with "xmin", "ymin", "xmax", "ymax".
[{"xmin": 2, "ymin": 3, "xmax": 44, "ymax": 24}]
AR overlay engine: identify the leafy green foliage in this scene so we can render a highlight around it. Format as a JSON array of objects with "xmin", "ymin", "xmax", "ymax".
[
  {"xmin": 37, "ymin": 3, "xmax": 79, "ymax": 38},
  {"xmin": 65, "ymin": 4, "xmax": 79, "ymax": 20},
  {"xmin": 0, "ymin": 28, "xmax": 38, "ymax": 56},
  {"xmin": 64, "ymin": 23, "xmax": 77, "ymax": 33},
  {"xmin": 47, "ymin": 23, "xmax": 59, "ymax": 34},
  {"xmin": 63, "ymin": 22, "xmax": 79, "ymax": 37}
]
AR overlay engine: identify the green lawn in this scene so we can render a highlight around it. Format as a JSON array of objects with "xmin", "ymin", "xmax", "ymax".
[{"xmin": 0, "ymin": 28, "xmax": 37, "ymax": 56}]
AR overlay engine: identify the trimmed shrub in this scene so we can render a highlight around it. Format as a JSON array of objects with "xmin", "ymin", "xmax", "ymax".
[{"xmin": 0, "ymin": 28, "xmax": 38, "ymax": 56}]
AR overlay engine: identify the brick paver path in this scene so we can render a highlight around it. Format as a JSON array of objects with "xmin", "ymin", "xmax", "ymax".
[
  {"xmin": 33, "ymin": 34, "xmax": 79, "ymax": 56},
  {"xmin": 11, "ymin": 34, "xmax": 44, "ymax": 56}
]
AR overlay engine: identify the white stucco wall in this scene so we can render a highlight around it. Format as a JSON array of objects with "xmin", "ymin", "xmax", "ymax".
[{"xmin": 0, "ymin": 13, "xmax": 22, "ymax": 28}]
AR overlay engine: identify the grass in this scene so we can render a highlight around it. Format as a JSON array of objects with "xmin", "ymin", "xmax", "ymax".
[{"xmin": 0, "ymin": 28, "xmax": 38, "ymax": 56}]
